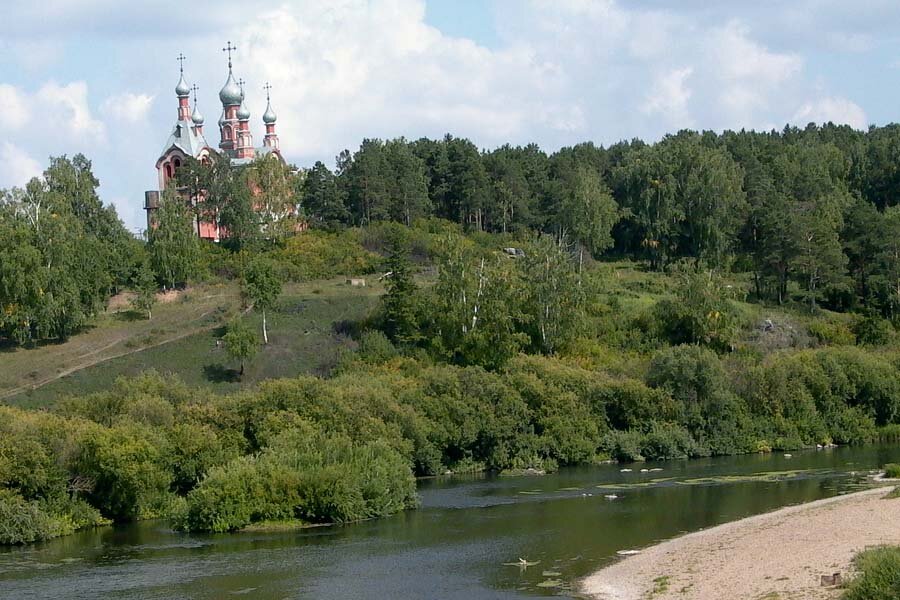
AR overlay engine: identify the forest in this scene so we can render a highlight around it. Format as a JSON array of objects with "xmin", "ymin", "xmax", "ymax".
[{"xmin": 4, "ymin": 122, "xmax": 900, "ymax": 543}]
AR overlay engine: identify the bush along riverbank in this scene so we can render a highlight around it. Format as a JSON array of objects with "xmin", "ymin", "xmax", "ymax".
[{"xmin": 6, "ymin": 332, "xmax": 900, "ymax": 544}]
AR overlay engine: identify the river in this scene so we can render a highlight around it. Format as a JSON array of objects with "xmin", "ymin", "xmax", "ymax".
[{"xmin": 2, "ymin": 444, "xmax": 898, "ymax": 599}]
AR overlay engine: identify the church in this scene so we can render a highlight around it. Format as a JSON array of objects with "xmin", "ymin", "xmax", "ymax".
[{"xmin": 144, "ymin": 43, "xmax": 283, "ymax": 240}]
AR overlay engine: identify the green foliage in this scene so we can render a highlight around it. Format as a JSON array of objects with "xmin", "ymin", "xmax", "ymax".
[
  {"xmin": 74, "ymin": 424, "xmax": 172, "ymax": 521},
  {"xmin": 271, "ymin": 229, "xmax": 378, "ymax": 281},
  {"xmin": 379, "ymin": 225, "xmax": 422, "ymax": 345},
  {"xmin": 854, "ymin": 313, "xmax": 894, "ymax": 346},
  {"xmin": 0, "ymin": 155, "xmax": 137, "ymax": 344},
  {"xmin": 0, "ymin": 489, "xmax": 62, "ymax": 545},
  {"xmin": 842, "ymin": 546, "xmax": 900, "ymax": 600},
  {"xmin": 653, "ymin": 272, "xmax": 741, "ymax": 351},
  {"xmin": 131, "ymin": 262, "xmax": 157, "ymax": 319},
  {"xmin": 242, "ymin": 256, "xmax": 282, "ymax": 343},
  {"xmin": 355, "ymin": 330, "xmax": 399, "ymax": 364},
  {"xmin": 222, "ymin": 319, "xmax": 259, "ymax": 377},
  {"xmin": 559, "ymin": 166, "xmax": 620, "ymax": 257},
  {"xmin": 148, "ymin": 187, "xmax": 200, "ymax": 289},
  {"xmin": 178, "ymin": 428, "xmax": 417, "ymax": 532},
  {"xmin": 808, "ymin": 315, "xmax": 856, "ymax": 346},
  {"xmin": 425, "ymin": 234, "xmax": 527, "ymax": 368},
  {"xmin": 884, "ymin": 463, "xmax": 900, "ymax": 478}
]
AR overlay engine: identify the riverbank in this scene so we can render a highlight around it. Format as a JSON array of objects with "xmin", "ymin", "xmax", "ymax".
[{"xmin": 581, "ymin": 485, "xmax": 900, "ymax": 600}]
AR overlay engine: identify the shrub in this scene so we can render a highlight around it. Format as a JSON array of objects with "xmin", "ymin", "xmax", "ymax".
[
  {"xmin": 879, "ymin": 424, "xmax": 900, "ymax": 442},
  {"xmin": 808, "ymin": 316, "xmax": 856, "ymax": 346},
  {"xmin": 640, "ymin": 423, "xmax": 705, "ymax": 460},
  {"xmin": 179, "ymin": 429, "xmax": 417, "ymax": 532},
  {"xmin": 854, "ymin": 314, "xmax": 894, "ymax": 347},
  {"xmin": 842, "ymin": 546, "xmax": 900, "ymax": 600},
  {"xmin": 271, "ymin": 230, "xmax": 378, "ymax": 281},
  {"xmin": 0, "ymin": 490, "xmax": 58, "ymax": 545},
  {"xmin": 600, "ymin": 430, "xmax": 644, "ymax": 462},
  {"xmin": 356, "ymin": 330, "xmax": 399, "ymax": 364},
  {"xmin": 652, "ymin": 273, "xmax": 741, "ymax": 352},
  {"xmin": 74, "ymin": 425, "xmax": 173, "ymax": 521},
  {"xmin": 884, "ymin": 464, "xmax": 900, "ymax": 479}
]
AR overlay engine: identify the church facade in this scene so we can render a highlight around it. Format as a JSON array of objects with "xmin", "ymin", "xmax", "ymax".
[{"xmin": 144, "ymin": 45, "xmax": 282, "ymax": 241}]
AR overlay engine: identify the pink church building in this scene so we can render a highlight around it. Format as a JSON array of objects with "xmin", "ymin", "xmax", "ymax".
[{"xmin": 145, "ymin": 45, "xmax": 282, "ymax": 240}]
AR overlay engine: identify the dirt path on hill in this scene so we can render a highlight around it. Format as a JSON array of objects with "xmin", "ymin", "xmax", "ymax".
[{"xmin": 0, "ymin": 306, "xmax": 236, "ymax": 401}]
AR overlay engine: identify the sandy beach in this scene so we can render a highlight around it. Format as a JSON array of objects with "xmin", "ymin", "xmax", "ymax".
[{"xmin": 581, "ymin": 485, "xmax": 900, "ymax": 600}]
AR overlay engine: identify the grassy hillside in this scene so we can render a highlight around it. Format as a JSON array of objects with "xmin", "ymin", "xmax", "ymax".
[{"xmin": 4, "ymin": 278, "xmax": 385, "ymax": 408}]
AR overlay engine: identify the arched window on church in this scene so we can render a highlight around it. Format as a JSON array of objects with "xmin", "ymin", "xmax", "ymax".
[
  {"xmin": 224, "ymin": 125, "xmax": 232, "ymax": 141},
  {"xmin": 173, "ymin": 158, "xmax": 181, "ymax": 170},
  {"xmin": 164, "ymin": 163, "xmax": 173, "ymax": 181}
]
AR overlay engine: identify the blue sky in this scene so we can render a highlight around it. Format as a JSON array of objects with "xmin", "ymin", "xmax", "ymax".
[{"xmin": 1, "ymin": 0, "xmax": 899, "ymax": 233}]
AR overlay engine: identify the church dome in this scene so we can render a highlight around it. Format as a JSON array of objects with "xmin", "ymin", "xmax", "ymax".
[
  {"xmin": 262, "ymin": 101, "xmax": 277, "ymax": 124},
  {"xmin": 192, "ymin": 105, "xmax": 205, "ymax": 125},
  {"xmin": 175, "ymin": 74, "xmax": 190, "ymax": 98},
  {"xmin": 237, "ymin": 101, "xmax": 250, "ymax": 121},
  {"xmin": 219, "ymin": 72, "xmax": 242, "ymax": 106}
]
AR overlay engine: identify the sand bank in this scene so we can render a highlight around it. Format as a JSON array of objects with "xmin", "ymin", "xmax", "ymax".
[{"xmin": 582, "ymin": 486, "xmax": 900, "ymax": 600}]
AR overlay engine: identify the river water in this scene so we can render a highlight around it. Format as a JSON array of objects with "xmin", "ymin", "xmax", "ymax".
[{"xmin": 2, "ymin": 444, "xmax": 898, "ymax": 599}]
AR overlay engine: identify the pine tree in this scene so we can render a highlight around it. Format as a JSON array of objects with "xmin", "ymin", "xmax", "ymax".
[{"xmin": 380, "ymin": 226, "xmax": 420, "ymax": 345}]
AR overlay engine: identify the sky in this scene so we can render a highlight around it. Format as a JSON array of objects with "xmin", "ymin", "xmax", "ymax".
[{"xmin": 1, "ymin": 0, "xmax": 899, "ymax": 233}]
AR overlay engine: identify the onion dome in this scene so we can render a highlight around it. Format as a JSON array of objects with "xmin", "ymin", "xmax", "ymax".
[
  {"xmin": 219, "ymin": 72, "xmax": 242, "ymax": 106},
  {"xmin": 237, "ymin": 101, "xmax": 250, "ymax": 121},
  {"xmin": 262, "ymin": 100, "xmax": 277, "ymax": 124},
  {"xmin": 192, "ymin": 105, "xmax": 205, "ymax": 125},
  {"xmin": 175, "ymin": 73, "xmax": 190, "ymax": 98}
]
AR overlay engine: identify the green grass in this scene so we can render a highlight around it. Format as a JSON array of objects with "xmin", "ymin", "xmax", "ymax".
[
  {"xmin": 0, "ymin": 283, "xmax": 242, "ymax": 401},
  {"xmin": 5, "ymin": 278, "xmax": 385, "ymax": 409},
  {"xmin": 842, "ymin": 546, "xmax": 900, "ymax": 600},
  {"xmin": 884, "ymin": 463, "xmax": 900, "ymax": 479}
]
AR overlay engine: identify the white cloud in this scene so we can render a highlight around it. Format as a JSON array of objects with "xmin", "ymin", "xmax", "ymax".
[
  {"xmin": 642, "ymin": 67, "xmax": 694, "ymax": 129},
  {"xmin": 791, "ymin": 97, "xmax": 868, "ymax": 130},
  {"xmin": 0, "ymin": 0, "xmax": 885, "ymax": 231},
  {"xmin": 36, "ymin": 81, "xmax": 106, "ymax": 141},
  {"xmin": 0, "ymin": 85, "xmax": 31, "ymax": 130},
  {"xmin": 0, "ymin": 142, "xmax": 42, "ymax": 188},
  {"xmin": 102, "ymin": 92, "xmax": 154, "ymax": 123}
]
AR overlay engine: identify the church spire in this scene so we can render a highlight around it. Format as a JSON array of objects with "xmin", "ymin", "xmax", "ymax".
[
  {"xmin": 218, "ymin": 41, "xmax": 241, "ymax": 153},
  {"xmin": 175, "ymin": 53, "xmax": 191, "ymax": 121},
  {"xmin": 191, "ymin": 84, "xmax": 204, "ymax": 133},
  {"xmin": 262, "ymin": 82, "xmax": 279, "ymax": 151}
]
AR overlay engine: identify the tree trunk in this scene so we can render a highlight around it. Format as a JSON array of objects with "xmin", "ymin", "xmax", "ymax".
[
  {"xmin": 262, "ymin": 310, "xmax": 269, "ymax": 345},
  {"xmin": 148, "ymin": 309, "xmax": 152, "ymax": 320}
]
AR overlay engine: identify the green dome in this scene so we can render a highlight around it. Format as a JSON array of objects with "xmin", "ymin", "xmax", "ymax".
[
  {"xmin": 262, "ymin": 100, "xmax": 277, "ymax": 124},
  {"xmin": 219, "ymin": 72, "xmax": 242, "ymax": 106},
  {"xmin": 175, "ymin": 74, "xmax": 190, "ymax": 98},
  {"xmin": 192, "ymin": 105, "xmax": 204, "ymax": 125},
  {"xmin": 237, "ymin": 101, "xmax": 250, "ymax": 121}
]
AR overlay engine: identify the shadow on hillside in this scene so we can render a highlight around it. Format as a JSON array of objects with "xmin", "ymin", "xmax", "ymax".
[
  {"xmin": 115, "ymin": 310, "xmax": 146, "ymax": 322},
  {"xmin": 203, "ymin": 363, "xmax": 240, "ymax": 383}
]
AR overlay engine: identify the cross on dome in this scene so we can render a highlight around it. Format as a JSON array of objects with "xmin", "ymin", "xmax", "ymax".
[{"xmin": 222, "ymin": 41, "xmax": 236, "ymax": 71}]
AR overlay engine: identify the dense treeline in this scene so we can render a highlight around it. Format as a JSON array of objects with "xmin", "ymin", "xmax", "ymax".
[
  {"xmin": 0, "ymin": 155, "xmax": 143, "ymax": 343},
  {"xmin": 4, "ymin": 328, "xmax": 900, "ymax": 543},
  {"xmin": 302, "ymin": 124, "xmax": 900, "ymax": 315}
]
